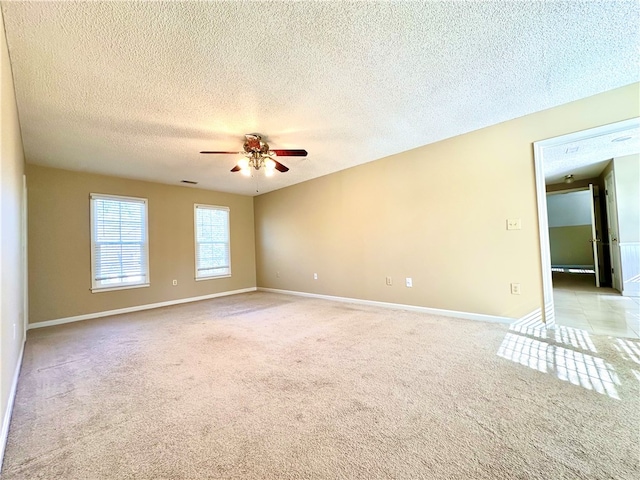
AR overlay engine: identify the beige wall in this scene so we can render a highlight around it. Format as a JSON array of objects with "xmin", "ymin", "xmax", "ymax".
[
  {"xmin": 1, "ymin": 6, "xmax": 26, "ymax": 462},
  {"xmin": 254, "ymin": 83, "xmax": 640, "ymax": 319},
  {"xmin": 549, "ymin": 226, "xmax": 593, "ymax": 266},
  {"xmin": 27, "ymin": 165, "xmax": 256, "ymax": 324}
]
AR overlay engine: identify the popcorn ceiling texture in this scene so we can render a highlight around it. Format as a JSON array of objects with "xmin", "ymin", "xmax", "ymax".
[
  {"xmin": 2, "ymin": 1, "xmax": 639, "ymax": 195},
  {"xmin": 543, "ymin": 128, "xmax": 639, "ymax": 184}
]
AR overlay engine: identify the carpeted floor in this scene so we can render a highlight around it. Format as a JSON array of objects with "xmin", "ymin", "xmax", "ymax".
[{"xmin": 2, "ymin": 292, "xmax": 639, "ymax": 479}]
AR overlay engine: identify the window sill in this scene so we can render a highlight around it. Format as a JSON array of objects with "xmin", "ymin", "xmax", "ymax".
[
  {"xmin": 91, "ymin": 283, "xmax": 150, "ymax": 293},
  {"xmin": 195, "ymin": 275, "xmax": 231, "ymax": 281}
]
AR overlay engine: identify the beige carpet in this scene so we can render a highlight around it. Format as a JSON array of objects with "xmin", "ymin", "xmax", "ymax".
[{"xmin": 3, "ymin": 292, "xmax": 639, "ymax": 479}]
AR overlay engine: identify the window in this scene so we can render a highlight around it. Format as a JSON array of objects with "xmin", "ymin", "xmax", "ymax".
[
  {"xmin": 195, "ymin": 204, "xmax": 230, "ymax": 279},
  {"xmin": 90, "ymin": 193, "xmax": 149, "ymax": 292}
]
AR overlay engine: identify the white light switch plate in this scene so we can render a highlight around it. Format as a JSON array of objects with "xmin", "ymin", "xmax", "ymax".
[{"xmin": 507, "ymin": 219, "xmax": 521, "ymax": 230}]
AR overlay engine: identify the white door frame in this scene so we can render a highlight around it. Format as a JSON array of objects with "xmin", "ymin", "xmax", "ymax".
[
  {"xmin": 533, "ymin": 117, "xmax": 639, "ymax": 325},
  {"xmin": 22, "ymin": 174, "xmax": 28, "ymax": 336}
]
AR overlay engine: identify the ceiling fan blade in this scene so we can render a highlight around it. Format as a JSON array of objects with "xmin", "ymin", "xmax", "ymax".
[
  {"xmin": 200, "ymin": 151, "xmax": 239, "ymax": 155},
  {"xmin": 273, "ymin": 159, "xmax": 289, "ymax": 172},
  {"xmin": 271, "ymin": 149, "xmax": 307, "ymax": 157},
  {"xmin": 230, "ymin": 165, "xmax": 241, "ymax": 172}
]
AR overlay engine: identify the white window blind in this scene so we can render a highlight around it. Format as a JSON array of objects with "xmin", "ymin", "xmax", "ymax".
[
  {"xmin": 195, "ymin": 205, "xmax": 230, "ymax": 279},
  {"xmin": 90, "ymin": 194, "xmax": 149, "ymax": 292}
]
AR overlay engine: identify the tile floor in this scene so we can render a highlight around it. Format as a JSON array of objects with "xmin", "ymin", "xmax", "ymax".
[{"xmin": 553, "ymin": 272, "xmax": 640, "ymax": 338}]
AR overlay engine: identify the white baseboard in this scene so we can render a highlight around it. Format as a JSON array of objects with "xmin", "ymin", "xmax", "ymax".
[
  {"xmin": 1, "ymin": 337, "xmax": 25, "ymax": 471},
  {"xmin": 258, "ymin": 287, "xmax": 515, "ymax": 324},
  {"xmin": 28, "ymin": 287, "xmax": 258, "ymax": 330}
]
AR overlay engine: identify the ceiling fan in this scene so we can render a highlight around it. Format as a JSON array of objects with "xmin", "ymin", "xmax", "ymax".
[{"xmin": 200, "ymin": 133, "xmax": 308, "ymax": 176}]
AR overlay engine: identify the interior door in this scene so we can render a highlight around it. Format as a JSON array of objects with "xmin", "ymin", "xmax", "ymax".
[
  {"xmin": 588, "ymin": 184, "xmax": 600, "ymax": 287},
  {"xmin": 604, "ymin": 171, "xmax": 623, "ymax": 292}
]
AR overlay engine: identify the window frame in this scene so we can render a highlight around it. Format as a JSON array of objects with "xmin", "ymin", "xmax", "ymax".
[
  {"xmin": 194, "ymin": 204, "xmax": 231, "ymax": 281},
  {"xmin": 90, "ymin": 193, "xmax": 150, "ymax": 293}
]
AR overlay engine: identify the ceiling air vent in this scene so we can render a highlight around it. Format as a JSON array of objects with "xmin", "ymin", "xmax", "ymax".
[{"xmin": 181, "ymin": 180, "xmax": 198, "ymax": 185}]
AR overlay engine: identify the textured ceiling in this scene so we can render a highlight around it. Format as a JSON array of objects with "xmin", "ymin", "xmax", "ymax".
[
  {"xmin": 2, "ymin": 1, "xmax": 639, "ymax": 196},
  {"xmin": 543, "ymin": 125, "xmax": 640, "ymax": 185}
]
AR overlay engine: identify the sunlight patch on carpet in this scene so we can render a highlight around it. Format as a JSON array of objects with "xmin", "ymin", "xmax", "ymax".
[
  {"xmin": 498, "ymin": 333, "xmax": 620, "ymax": 399},
  {"xmin": 508, "ymin": 317, "xmax": 597, "ymax": 353},
  {"xmin": 615, "ymin": 339, "xmax": 640, "ymax": 365}
]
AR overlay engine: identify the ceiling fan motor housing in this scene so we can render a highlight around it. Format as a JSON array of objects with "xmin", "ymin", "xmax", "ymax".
[{"xmin": 243, "ymin": 134, "xmax": 271, "ymax": 156}]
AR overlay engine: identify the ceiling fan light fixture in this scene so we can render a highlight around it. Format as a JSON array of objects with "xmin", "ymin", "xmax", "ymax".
[
  {"xmin": 201, "ymin": 134, "xmax": 307, "ymax": 175},
  {"xmin": 564, "ymin": 174, "xmax": 574, "ymax": 184},
  {"xmin": 264, "ymin": 168, "xmax": 274, "ymax": 177}
]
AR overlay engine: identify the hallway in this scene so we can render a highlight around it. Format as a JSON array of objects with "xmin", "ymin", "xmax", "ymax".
[{"xmin": 553, "ymin": 272, "xmax": 640, "ymax": 338}]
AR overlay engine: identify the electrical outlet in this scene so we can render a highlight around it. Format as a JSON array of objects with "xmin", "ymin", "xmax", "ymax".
[
  {"xmin": 313, "ymin": 273, "xmax": 318, "ymax": 280},
  {"xmin": 511, "ymin": 283, "xmax": 521, "ymax": 295},
  {"xmin": 172, "ymin": 279, "xmax": 178, "ymax": 286},
  {"xmin": 276, "ymin": 271, "xmax": 280, "ymax": 278},
  {"xmin": 406, "ymin": 277, "xmax": 413, "ymax": 288},
  {"xmin": 507, "ymin": 219, "xmax": 522, "ymax": 230},
  {"xmin": 386, "ymin": 276, "xmax": 392, "ymax": 286}
]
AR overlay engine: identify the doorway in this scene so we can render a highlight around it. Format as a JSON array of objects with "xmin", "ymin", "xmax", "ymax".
[
  {"xmin": 533, "ymin": 118, "xmax": 640, "ymax": 338},
  {"xmin": 547, "ymin": 188, "xmax": 600, "ymax": 286}
]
